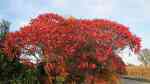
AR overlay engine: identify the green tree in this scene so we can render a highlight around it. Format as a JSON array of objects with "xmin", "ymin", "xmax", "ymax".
[
  {"xmin": 0, "ymin": 20, "xmax": 10, "ymax": 39},
  {"xmin": 138, "ymin": 48, "xmax": 150, "ymax": 66}
]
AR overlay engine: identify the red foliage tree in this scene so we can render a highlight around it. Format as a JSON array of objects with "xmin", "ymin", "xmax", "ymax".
[{"xmin": 2, "ymin": 13, "xmax": 141, "ymax": 84}]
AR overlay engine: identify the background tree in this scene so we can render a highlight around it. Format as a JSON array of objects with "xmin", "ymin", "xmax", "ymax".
[
  {"xmin": 0, "ymin": 20, "xmax": 10, "ymax": 40},
  {"xmin": 138, "ymin": 48, "xmax": 150, "ymax": 66}
]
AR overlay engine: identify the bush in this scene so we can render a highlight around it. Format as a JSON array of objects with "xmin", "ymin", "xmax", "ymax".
[{"xmin": 0, "ymin": 51, "xmax": 40, "ymax": 83}]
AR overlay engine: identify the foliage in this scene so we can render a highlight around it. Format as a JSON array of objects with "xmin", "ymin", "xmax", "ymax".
[
  {"xmin": 0, "ymin": 20, "xmax": 10, "ymax": 39},
  {"xmin": 0, "ymin": 19, "xmax": 40, "ymax": 83},
  {"xmin": 2, "ymin": 13, "xmax": 141, "ymax": 84},
  {"xmin": 138, "ymin": 48, "xmax": 150, "ymax": 66},
  {"xmin": 0, "ymin": 52, "xmax": 39, "ymax": 83}
]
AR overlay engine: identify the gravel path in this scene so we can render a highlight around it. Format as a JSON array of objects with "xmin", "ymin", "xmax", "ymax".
[{"xmin": 121, "ymin": 78, "xmax": 150, "ymax": 84}]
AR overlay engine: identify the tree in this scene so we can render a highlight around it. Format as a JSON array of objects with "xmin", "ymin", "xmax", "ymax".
[
  {"xmin": 0, "ymin": 20, "xmax": 10, "ymax": 48},
  {"xmin": 2, "ymin": 13, "xmax": 141, "ymax": 84},
  {"xmin": 138, "ymin": 48, "xmax": 150, "ymax": 66},
  {"xmin": 0, "ymin": 20, "xmax": 10, "ymax": 39}
]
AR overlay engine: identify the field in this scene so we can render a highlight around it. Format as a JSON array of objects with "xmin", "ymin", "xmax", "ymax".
[{"xmin": 125, "ymin": 66, "xmax": 150, "ymax": 80}]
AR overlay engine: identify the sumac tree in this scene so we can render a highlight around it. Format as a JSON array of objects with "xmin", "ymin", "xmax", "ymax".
[{"xmin": 2, "ymin": 13, "xmax": 141, "ymax": 84}]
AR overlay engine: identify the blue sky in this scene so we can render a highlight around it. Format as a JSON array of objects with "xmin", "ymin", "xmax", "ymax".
[{"xmin": 0, "ymin": 0, "xmax": 150, "ymax": 64}]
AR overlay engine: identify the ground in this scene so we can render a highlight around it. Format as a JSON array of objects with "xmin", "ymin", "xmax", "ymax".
[{"xmin": 121, "ymin": 78, "xmax": 150, "ymax": 84}]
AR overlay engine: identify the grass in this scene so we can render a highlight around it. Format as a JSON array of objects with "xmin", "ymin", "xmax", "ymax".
[{"xmin": 125, "ymin": 66, "xmax": 150, "ymax": 81}]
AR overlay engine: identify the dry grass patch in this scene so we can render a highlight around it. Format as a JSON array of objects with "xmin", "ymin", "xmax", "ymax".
[{"xmin": 126, "ymin": 66, "xmax": 150, "ymax": 80}]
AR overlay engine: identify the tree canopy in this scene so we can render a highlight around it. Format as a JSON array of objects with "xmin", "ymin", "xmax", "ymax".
[
  {"xmin": 2, "ymin": 13, "xmax": 141, "ymax": 84},
  {"xmin": 138, "ymin": 48, "xmax": 150, "ymax": 66}
]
